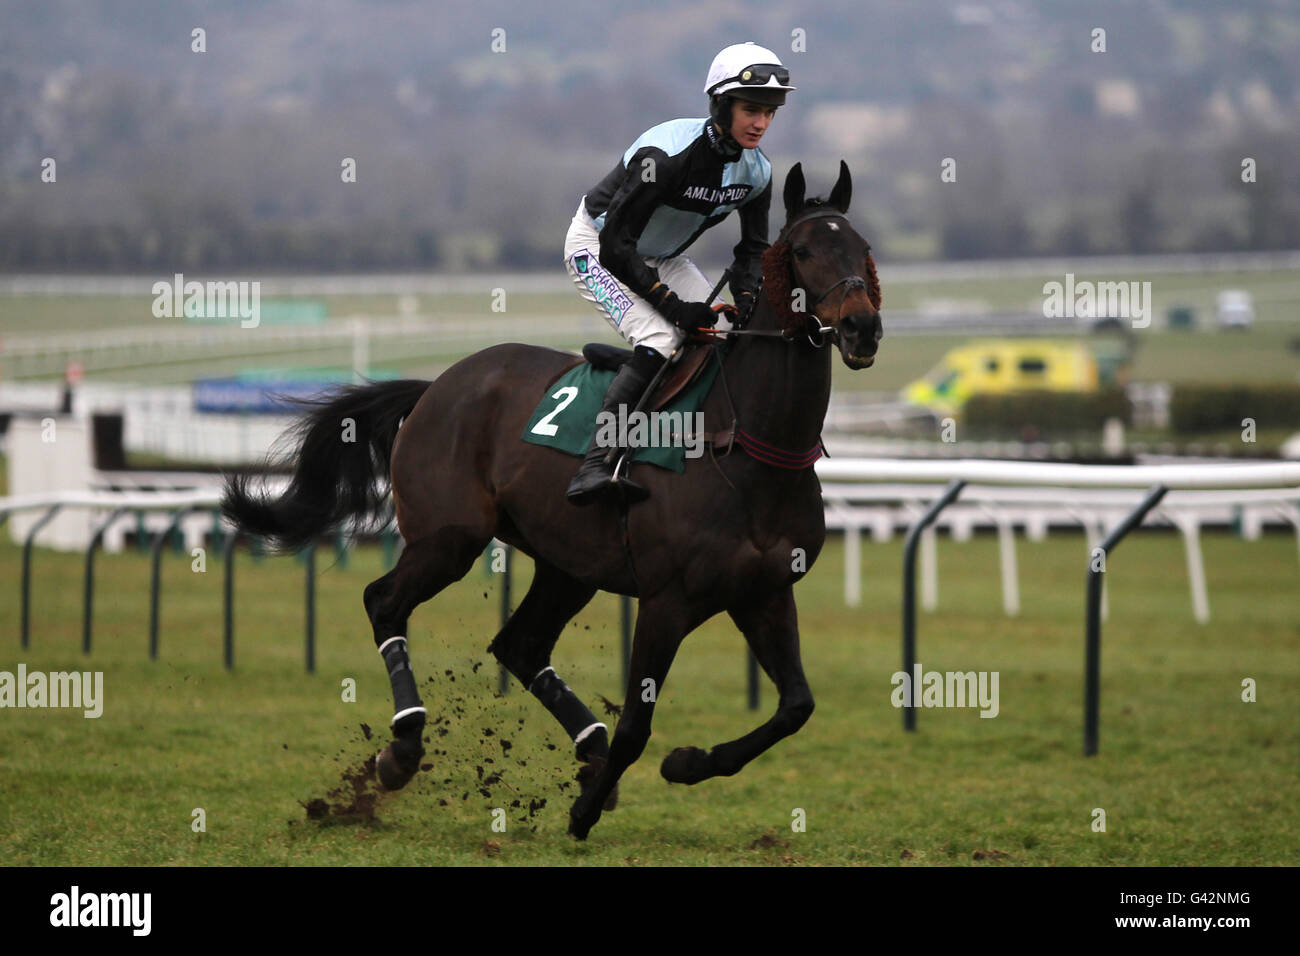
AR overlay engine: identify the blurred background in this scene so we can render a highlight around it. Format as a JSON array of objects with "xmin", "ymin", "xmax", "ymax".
[{"xmin": 2, "ymin": 0, "xmax": 1299, "ymax": 484}]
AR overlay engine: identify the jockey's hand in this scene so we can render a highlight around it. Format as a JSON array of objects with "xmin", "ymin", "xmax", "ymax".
[
  {"xmin": 712, "ymin": 302, "xmax": 739, "ymax": 319},
  {"xmin": 733, "ymin": 290, "xmax": 757, "ymax": 317},
  {"xmin": 662, "ymin": 294, "xmax": 716, "ymax": 333}
]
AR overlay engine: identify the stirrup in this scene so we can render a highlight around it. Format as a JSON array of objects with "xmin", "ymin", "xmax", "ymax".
[
  {"xmin": 609, "ymin": 452, "xmax": 649, "ymax": 503},
  {"xmin": 566, "ymin": 453, "xmax": 648, "ymax": 506}
]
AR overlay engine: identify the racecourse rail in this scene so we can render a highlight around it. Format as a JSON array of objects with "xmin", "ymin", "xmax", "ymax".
[{"xmin": 3, "ymin": 459, "xmax": 1298, "ymax": 755}]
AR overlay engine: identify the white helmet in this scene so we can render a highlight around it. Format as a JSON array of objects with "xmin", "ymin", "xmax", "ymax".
[{"xmin": 704, "ymin": 42, "xmax": 796, "ymax": 105}]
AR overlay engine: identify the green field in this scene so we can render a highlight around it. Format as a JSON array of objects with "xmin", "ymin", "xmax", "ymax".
[
  {"xmin": 1, "ymin": 527, "xmax": 1296, "ymax": 866},
  {"xmin": 2, "ymin": 264, "xmax": 1298, "ymax": 392}
]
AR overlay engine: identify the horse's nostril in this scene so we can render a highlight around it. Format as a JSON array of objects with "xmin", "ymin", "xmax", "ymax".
[{"xmin": 841, "ymin": 314, "xmax": 876, "ymax": 340}]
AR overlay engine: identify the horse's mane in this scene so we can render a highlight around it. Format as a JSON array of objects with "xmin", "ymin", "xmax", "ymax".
[{"xmin": 760, "ymin": 197, "xmax": 881, "ymax": 334}]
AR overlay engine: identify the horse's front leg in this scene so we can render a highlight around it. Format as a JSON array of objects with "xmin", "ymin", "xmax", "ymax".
[
  {"xmin": 568, "ymin": 592, "xmax": 688, "ymax": 840},
  {"xmin": 486, "ymin": 560, "xmax": 619, "ymax": 808},
  {"xmin": 660, "ymin": 586, "xmax": 813, "ymax": 784}
]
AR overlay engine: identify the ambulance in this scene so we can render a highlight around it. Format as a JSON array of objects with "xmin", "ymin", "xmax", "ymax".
[{"xmin": 902, "ymin": 339, "xmax": 1126, "ymax": 417}]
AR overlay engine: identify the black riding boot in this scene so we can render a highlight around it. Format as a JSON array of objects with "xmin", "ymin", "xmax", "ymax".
[{"xmin": 566, "ymin": 346, "xmax": 665, "ymax": 506}]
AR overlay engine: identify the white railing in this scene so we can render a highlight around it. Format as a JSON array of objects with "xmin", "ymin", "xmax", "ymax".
[
  {"xmin": 0, "ymin": 479, "xmax": 291, "ymax": 553},
  {"xmin": 816, "ymin": 458, "xmax": 1300, "ymax": 622},
  {"xmin": 816, "ymin": 459, "xmax": 1300, "ymax": 488},
  {"xmin": 5, "ymin": 459, "xmax": 1298, "ymax": 627},
  {"xmin": 0, "ymin": 313, "xmax": 608, "ymax": 381}
]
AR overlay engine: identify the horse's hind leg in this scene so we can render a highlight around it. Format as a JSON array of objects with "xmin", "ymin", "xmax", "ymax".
[
  {"xmin": 364, "ymin": 528, "xmax": 488, "ymax": 790},
  {"xmin": 660, "ymin": 586, "xmax": 813, "ymax": 785},
  {"xmin": 487, "ymin": 560, "xmax": 619, "ymax": 807}
]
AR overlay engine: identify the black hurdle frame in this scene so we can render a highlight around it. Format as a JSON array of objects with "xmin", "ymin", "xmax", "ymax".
[
  {"xmin": 84, "ymin": 506, "xmax": 130, "ymax": 654},
  {"xmin": 21, "ymin": 504, "xmax": 63, "ymax": 649},
  {"xmin": 901, "ymin": 479, "xmax": 966, "ymax": 731},
  {"xmin": 1084, "ymin": 483, "xmax": 1167, "ymax": 756}
]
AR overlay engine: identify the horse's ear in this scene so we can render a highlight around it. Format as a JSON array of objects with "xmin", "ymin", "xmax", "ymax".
[
  {"xmin": 828, "ymin": 160, "xmax": 851, "ymax": 213},
  {"xmin": 783, "ymin": 163, "xmax": 806, "ymax": 219}
]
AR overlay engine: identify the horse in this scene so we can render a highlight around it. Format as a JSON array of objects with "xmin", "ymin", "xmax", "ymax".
[{"xmin": 220, "ymin": 160, "xmax": 883, "ymax": 840}]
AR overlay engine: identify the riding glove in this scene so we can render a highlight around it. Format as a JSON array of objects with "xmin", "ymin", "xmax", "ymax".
[{"xmin": 657, "ymin": 290, "xmax": 716, "ymax": 333}]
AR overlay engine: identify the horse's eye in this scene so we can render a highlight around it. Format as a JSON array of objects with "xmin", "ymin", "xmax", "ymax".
[{"xmin": 792, "ymin": 246, "xmax": 812, "ymax": 261}]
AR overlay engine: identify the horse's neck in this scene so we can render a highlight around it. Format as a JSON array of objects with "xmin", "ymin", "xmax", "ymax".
[{"xmin": 722, "ymin": 299, "xmax": 831, "ymax": 448}]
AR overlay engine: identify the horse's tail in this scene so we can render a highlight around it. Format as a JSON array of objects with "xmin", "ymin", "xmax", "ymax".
[{"xmin": 221, "ymin": 379, "xmax": 431, "ymax": 552}]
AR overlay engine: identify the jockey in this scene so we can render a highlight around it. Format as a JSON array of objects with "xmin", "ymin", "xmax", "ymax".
[{"xmin": 564, "ymin": 41, "xmax": 795, "ymax": 505}]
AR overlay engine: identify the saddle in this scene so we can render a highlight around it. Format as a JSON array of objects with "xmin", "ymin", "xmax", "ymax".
[{"xmin": 581, "ymin": 340, "xmax": 715, "ymax": 412}]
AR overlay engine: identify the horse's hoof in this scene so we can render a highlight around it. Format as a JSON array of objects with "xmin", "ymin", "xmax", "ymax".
[
  {"xmin": 568, "ymin": 797, "xmax": 599, "ymax": 841},
  {"xmin": 568, "ymin": 789, "xmax": 605, "ymax": 839},
  {"xmin": 375, "ymin": 744, "xmax": 420, "ymax": 791},
  {"xmin": 661, "ymin": 746, "xmax": 711, "ymax": 784},
  {"xmin": 576, "ymin": 757, "xmax": 619, "ymax": 811}
]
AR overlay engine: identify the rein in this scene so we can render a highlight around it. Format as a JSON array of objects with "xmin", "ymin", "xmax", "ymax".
[
  {"xmin": 697, "ymin": 204, "xmax": 881, "ymax": 475},
  {"xmin": 697, "ymin": 206, "xmax": 872, "ymax": 347},
  {"xmin": 701, "ymin": 341, "xmax": 825, "ymax": 478}
]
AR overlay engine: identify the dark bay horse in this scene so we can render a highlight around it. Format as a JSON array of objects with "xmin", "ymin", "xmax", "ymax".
[{"xmin": 221, "ymin": 161, "xmax": 883, "ymax": 840}]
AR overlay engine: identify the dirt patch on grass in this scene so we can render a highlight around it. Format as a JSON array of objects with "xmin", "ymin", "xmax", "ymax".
[
  {"xmin": 296, "ymin": 660, "xmax": 594, "ymax": 834},
  {"xmin": 748, "ymin": 831, "xmax": 792, "ymax": 851},
  {"xmin": 302, "ymin": 754, "xmax": 384, "ymax": 825}
]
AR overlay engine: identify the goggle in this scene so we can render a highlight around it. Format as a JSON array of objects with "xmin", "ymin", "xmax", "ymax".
[{"xmin": 732, "ymin": 63, "xmax": 790, "ymax": 86}]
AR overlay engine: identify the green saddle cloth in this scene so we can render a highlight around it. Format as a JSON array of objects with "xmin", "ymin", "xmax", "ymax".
[{"xmin": 522, "ymin": 358, "xmax": 720, "ymax": 473}]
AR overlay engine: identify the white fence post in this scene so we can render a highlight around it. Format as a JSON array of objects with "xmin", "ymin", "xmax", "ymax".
[
  {"xmin": 920, "ymin": 525, "xmax": 938, "ymax": 612},
  {"xmin": 1169, "ymin": 512, "xmax": 1210, "ymax": 624},
  {"xmin": 996, "ymin": 513, "xmax": 1020, "ymax": 617},
  {"xmin": 844, "ymin": 522, "xmax": 862, "ymax": 608}
]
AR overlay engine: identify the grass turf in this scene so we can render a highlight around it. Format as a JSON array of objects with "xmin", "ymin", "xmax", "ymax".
[{"xmin": 0, "ymin": 528, "xmax": 1296, "ymax": 866}]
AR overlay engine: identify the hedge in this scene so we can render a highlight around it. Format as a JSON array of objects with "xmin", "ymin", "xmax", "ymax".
[
  {"xmin": 1170, "ymin": 384, "xmax": 1300, "ymax": 434},
  {"xmin": 963, "ymin": 388, "xmax": 1132, "ymax": 437}
]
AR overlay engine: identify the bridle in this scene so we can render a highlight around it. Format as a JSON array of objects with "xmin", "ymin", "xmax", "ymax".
[
  {"xmin": 693, "ymin": 206, "xmax": 876, "ymax": 478},
  {"xmin": 804, "ymin": 272, "xmax": 867, "ymax": 348},
  {"xmin": 709, "ymin": 206, "xmax": 870, "ymax": 348},
  {"xmin": 783, "ymin": 206, "xmax": 869, "ymax": 344}
]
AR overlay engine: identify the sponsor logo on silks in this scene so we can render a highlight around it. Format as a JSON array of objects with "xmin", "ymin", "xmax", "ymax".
[
  {"xmin": 571, "ymin": 248, "xmax": 633, "ymax": 327},
  {"xmin": 680, "ymin": 183, "xmax": 753, "ymax": 205},
  {"xmin": 703, "ymin": 121, "xmax": 726, "ymax": 152}
]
